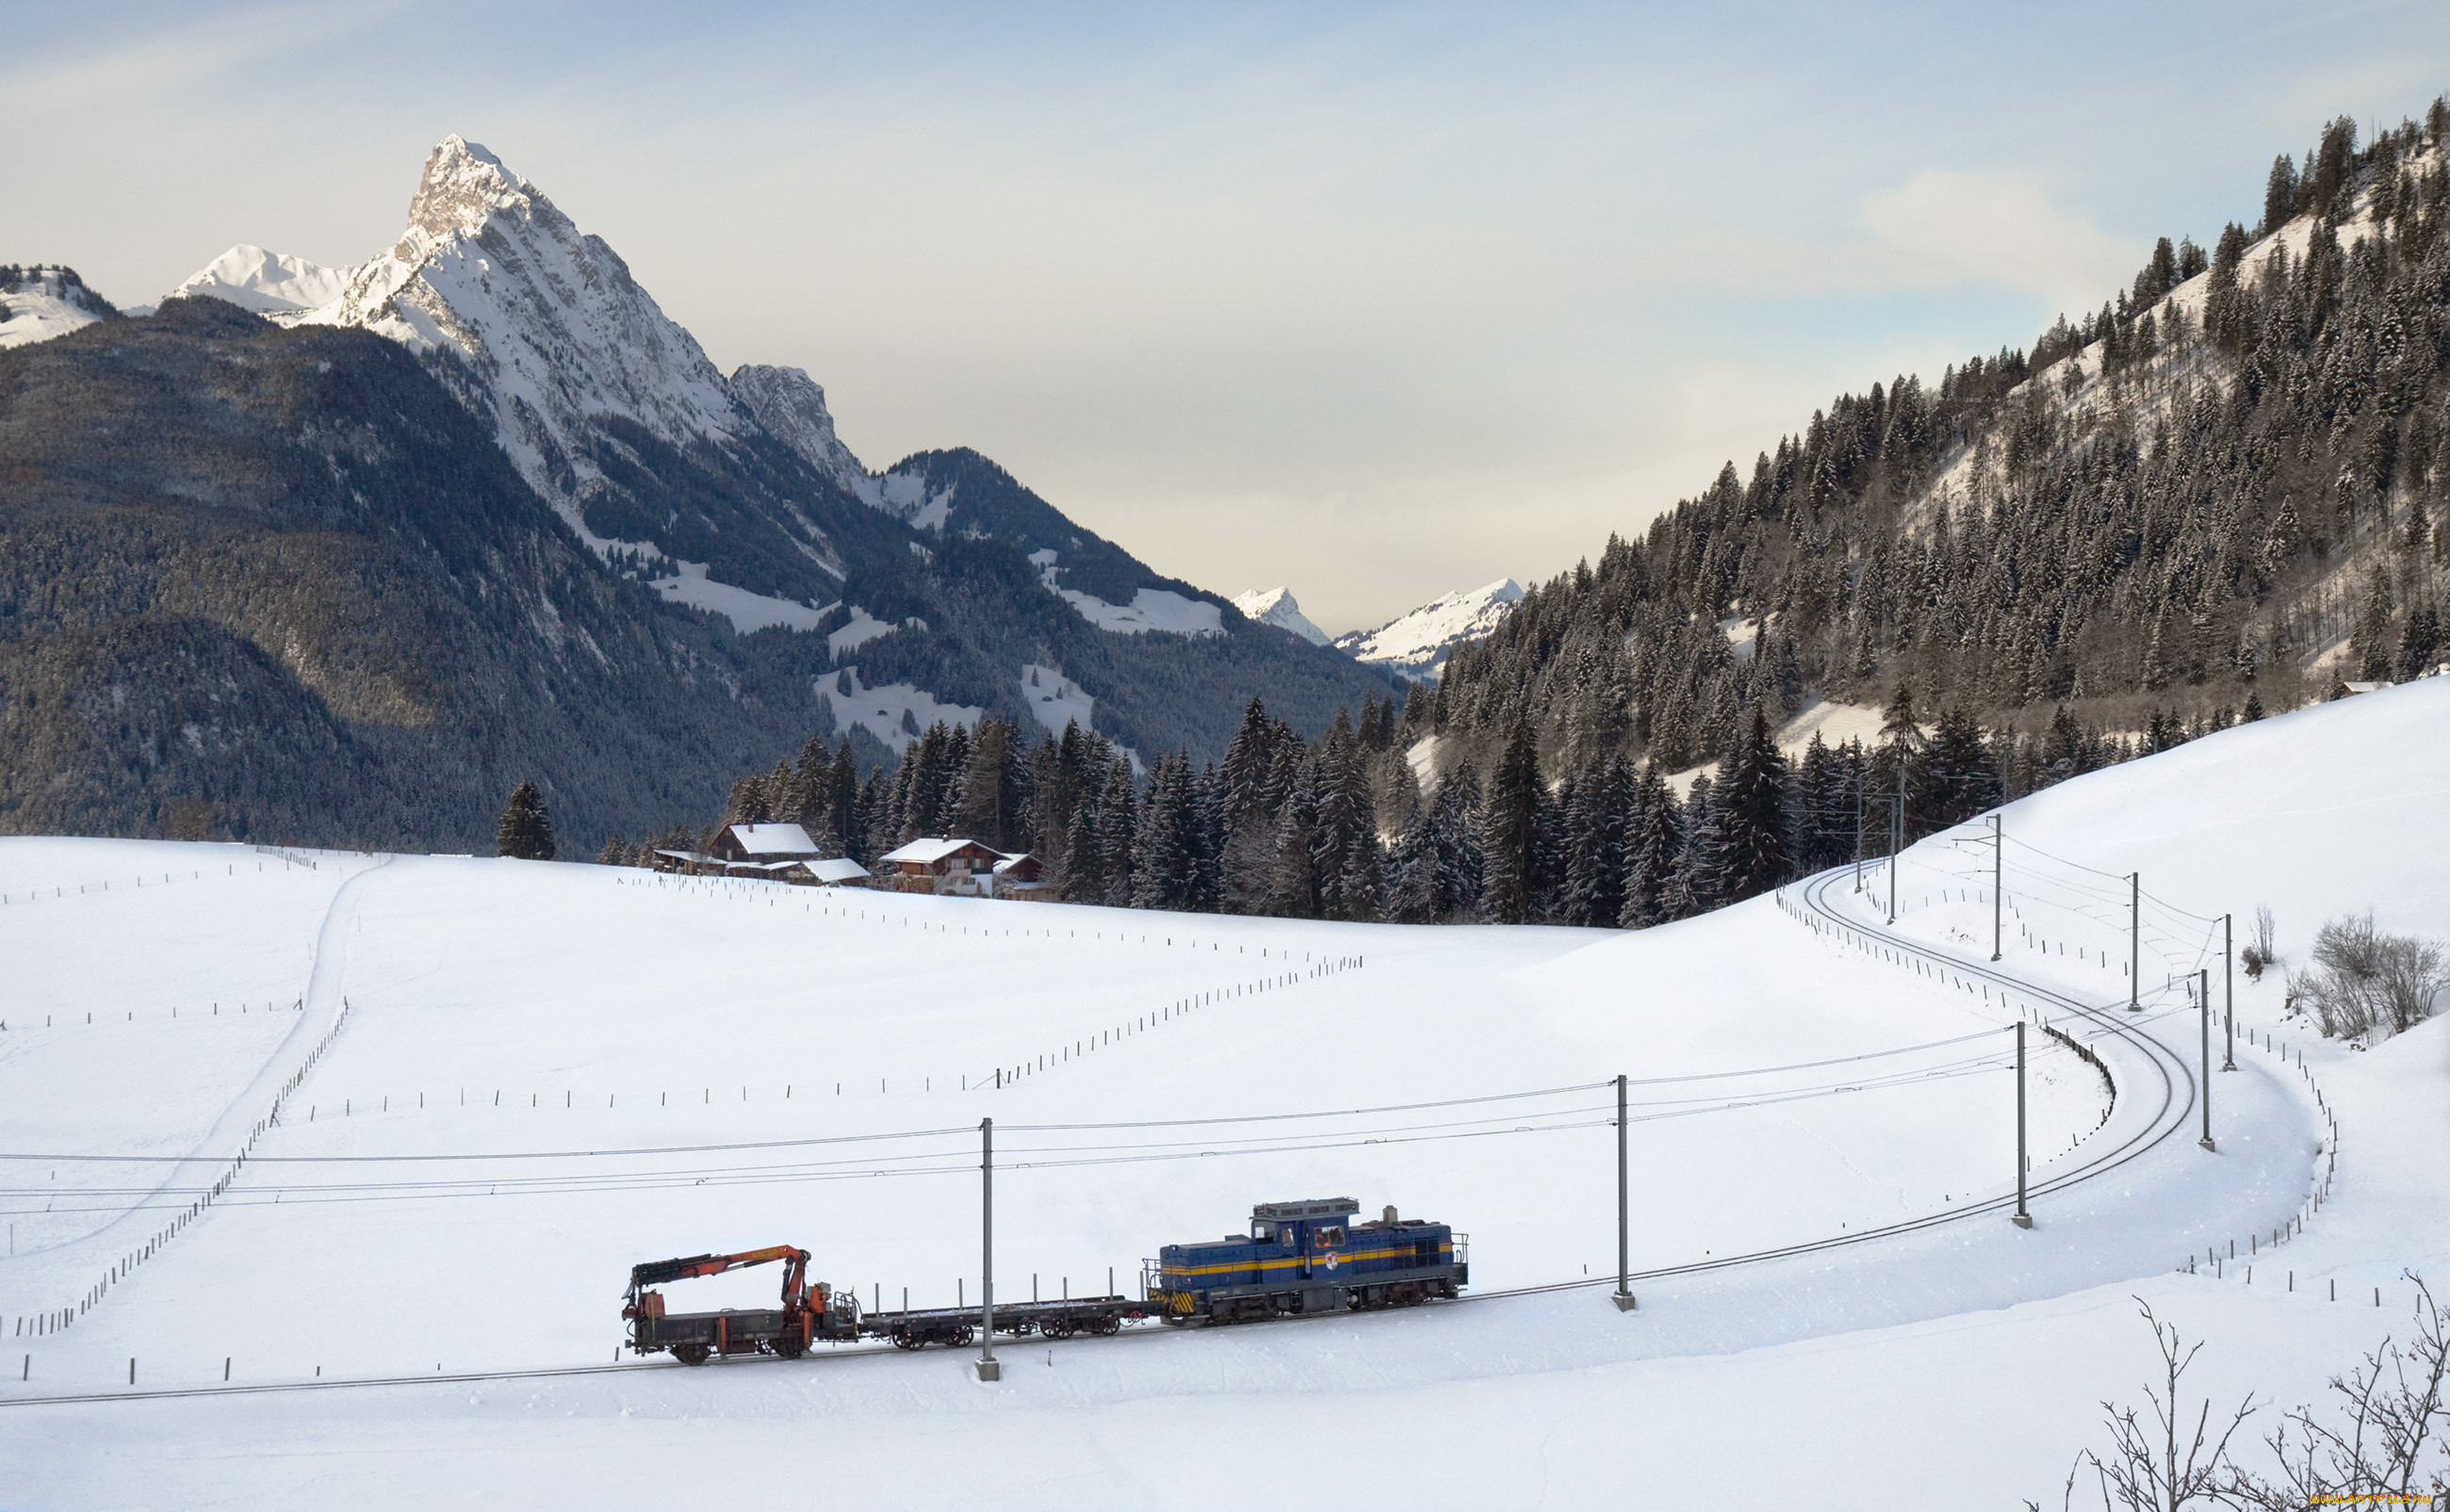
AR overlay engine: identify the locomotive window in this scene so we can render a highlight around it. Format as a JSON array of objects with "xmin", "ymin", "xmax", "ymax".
[
  {"xmin": 1250, "ymin": 1221, "xmax": 1278, "ymax": 1244},
  {"xmin": 1316, "ymin": 1226, "xmax": 1346, "ymax": 1247}
]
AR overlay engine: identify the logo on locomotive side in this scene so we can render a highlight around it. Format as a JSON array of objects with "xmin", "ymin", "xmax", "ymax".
[{"xmin": 1323, "ymin": 1252, "xmax": 1339, "ymax": 1272}]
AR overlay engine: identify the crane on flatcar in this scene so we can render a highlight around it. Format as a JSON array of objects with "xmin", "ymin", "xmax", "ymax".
[{"xmin": 622, "ymin": 1244, "xmax": 860, "ymax": 1364}]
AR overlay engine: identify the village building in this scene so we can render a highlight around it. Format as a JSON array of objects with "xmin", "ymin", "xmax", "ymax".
[
  {"xmin": 875, "ymin": 838, "xmax": 1046, "ymax": 899},
  {"xmin": 647, "ymin": 823, "xmax": 868, "ymax": 886},
  {"xmin": 710, "ymin": 823, "xmax": 824, "ymax": 864}
]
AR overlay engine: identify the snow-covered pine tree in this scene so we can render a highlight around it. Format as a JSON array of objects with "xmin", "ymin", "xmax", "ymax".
[
  {"xmin": 1264, "ymin": 751, "xmax": 1323, "ymax": 919},
  {"xmin": 951, "ymin": 718, "xmax": 1027, "ymax": 853},
  {"xmin": 1712, "ymin": 711, "xmax": 1788, "ymax": 904},
  {"xmin": 1130, "ymin": 754, "xmax": 1204, "ymax": 912},
  {"xmin": 1190, "ymin": 761, "xmax": 1227, "ymax": 912},
  {"xmin": 1666, "ymin": 772, "xmax": 1720, "ymax": 919},
  {"xmin": 824, "ymin": 745, "xmax": 858, "ymax": 855},
  {"xmin": 496, "ymin": 780, "xmax": 555, "ymax": 860},
  {"xmin": 1478, "ymin": 719, "xmax": 1542, "ymax": 924},
  {"xmin": 1560, "ymin": 756, "xmax": 1633, "ymax": 927},
  {"xmin": 1060, "ymin": 793, "xmax": 1104, "ymax": 903},
  {"xmin": 1312, "ymin": 714, "xmax": 1384, "ymax": 922},
  {"xmin": 1618, "ymin": 765, "xmax": 1681, "ymax": 928},
  {"xmin": 1384, "ymin": 805, "xmax": 1438, "ymax": 925},
  {"xmin": 1094, "ymin": 756, "xmax": 1137, "ymax": 907}
]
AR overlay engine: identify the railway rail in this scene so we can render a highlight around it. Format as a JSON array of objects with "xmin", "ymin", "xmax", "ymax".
[{"xmin": 0, "ymin": 865, "xmax": 2240, "ymax": 1409}]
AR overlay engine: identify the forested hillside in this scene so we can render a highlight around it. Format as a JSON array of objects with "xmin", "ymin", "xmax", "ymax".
[
  {"xmin": 0, "ymin": 298, "xmax": 837, "ymax": 849},
  {"xmin": 1437, "ymin": 102, "xmax": 2449, "ymax": 774},
  {"xmin": 674, "ymin": 99, "xmax": 2450, "ymax": 930}
]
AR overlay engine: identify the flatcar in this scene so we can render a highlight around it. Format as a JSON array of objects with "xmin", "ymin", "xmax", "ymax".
[{"xmin": 1143, "ymin": 1197, "xmax": 1467, "ymax": 1325}]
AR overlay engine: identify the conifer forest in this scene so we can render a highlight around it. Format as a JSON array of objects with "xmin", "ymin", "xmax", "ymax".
[{"xmin": 646, "ymin": 101, "xmax": 2450, "ymax": 928}]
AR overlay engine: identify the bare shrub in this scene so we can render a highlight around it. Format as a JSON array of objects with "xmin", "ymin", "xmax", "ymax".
[
  {"xmin": 2289, "ymin": 911, "xmax": 2450, "ymax": 1039},
  {"xmin": 2241, "ymin": 905, "xmax": 2278, "ymax": 981},
  {"xmin": 2236, "ymin": 1275, "xmax": 2450, "ymax": 1506},
  {"xmin": 2033, "ymin": 1276, "xmax": 2450, "ymax": 1509}
]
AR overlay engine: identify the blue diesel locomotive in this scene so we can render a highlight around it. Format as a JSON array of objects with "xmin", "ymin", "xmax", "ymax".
[{"xmin": 1144, "ymin": 1197, "xmax": 1468, "ymax": 1325}]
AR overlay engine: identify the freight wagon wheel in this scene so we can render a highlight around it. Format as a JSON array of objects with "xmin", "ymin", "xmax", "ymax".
[
  {"xmin": 891, "ymin": 1331, "xmax": 922, "ymax": 1351},
  {"xmin": 1091, "ymin": 1315, "xmax": 1121, "ymax": 1337},
  {"xmin": 672, "ymin": 1343, "xmax": 711, "ymax": 1367},
  {"xmin": 1044, "ymin": 1320, "xmax": 1073, "ymax": 1340},
  {"xmin": 948, "ymin": 1325, "xmax": 974, "ymax": 1346},
  {"xmin": 774, "ymin": 1335, "xmax": 807, "ymax": 1359}
]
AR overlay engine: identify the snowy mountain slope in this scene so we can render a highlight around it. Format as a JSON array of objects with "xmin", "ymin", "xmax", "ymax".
[
  {"xmin": 1230, "ymin": 586, "xmax": 1331, "ymax": 646},
  {"xmin": 0, "ymin": 266, "xmax": 117, "ymax": 350},
  {"xmin": 289, "ymin": 138, "xmax": 760, "ymax": 552},
  {"xmin": 8, "ymin": 681, "xmax": 2441, "ymax": 1508},
  {"xmin": 0, "ymin": 294, "xmax": 848, "ymax": 851},
  {"xmin": 1334, "ymin": 577, "xmax": 1524, "ymax": 680},
  {"xmin": 727, "ymin": 363, "xmax": 878, "ymax": 501},
  {"xmin": 163, "ymin": 245, "xmax": 352, "ymax": 321},
  {"xmin": 118, "ymin": 138, "xmax": 1392, "ymax": 780}
]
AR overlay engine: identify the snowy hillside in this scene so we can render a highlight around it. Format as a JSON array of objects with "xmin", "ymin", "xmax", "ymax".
[
  {"xmin": 1335, "ymin": 577, "xmax": 1524, "ymax": 680},
  {"xmin": 0, "ymin": 266, "xmax": 116, "ymax": 349},
  {"xmin": 2, "ymin": 680, "xmax": 2441, "ymax": 1506},
  {"xmin": 163, "ymin": 245, "xmax": 351, "ymax": 321},
  {"xmin": 1231, "ymin": 587, "xmax": 1332, "ymax": 646}
]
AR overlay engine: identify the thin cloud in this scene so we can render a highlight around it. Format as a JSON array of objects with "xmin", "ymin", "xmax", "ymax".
[{"xmin": 1859, "ymin": 169, "xmax": 2143, "ymax": 318}]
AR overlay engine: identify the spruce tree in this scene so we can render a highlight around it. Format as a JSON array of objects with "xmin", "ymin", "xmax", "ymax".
[
  {"xmin": 1130, "ymin": 754, "xmax": 1204, "ymax": 912},
  {"xmin": 1385, "ymin": 805, "xmax": 1438, "ymax": 925},
  {"xmin": 1264, "ymin": 753, "xmax": 1323, "ymax": 919},
  {"xmin": 1312, "ymin": 715, "xmax": 1383, "ymax": 922},
  {"xmin": 1712, "ymin": 712, "xmax": 1789, "ymax": 903},
  {"xmin": 1560, "ymin": 756, "xmax": 1633, "ymax": 927},
  {"xmin": 951, "ymin": 718, "xmax": 1026, "ymax": 852},
  {"xmin": 1094, "ymin": 756, "xmax": 1137, "ymax": 906},
  {"xmin": 496, "ymin": 781, "xmax": 554, "ymax": 861},
  {"xmin": 1478, "ymin": 719, "xmax": 1542, "ymax": 924},
  {"xmin": 1618, "ymin": 765, "xmax": 1681, "ymax": 929},
  {"xmin": 1667, "ymin": 772, "xmax": 1721, "ymax": 919}
]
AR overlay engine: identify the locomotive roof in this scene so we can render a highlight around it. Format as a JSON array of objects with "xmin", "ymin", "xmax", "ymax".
[{"xmin": 1251, "ymin": 1197, "xmax": 1359, "ymax": 1221}]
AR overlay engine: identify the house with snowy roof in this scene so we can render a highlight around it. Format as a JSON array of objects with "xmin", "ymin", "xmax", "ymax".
[
  {"xmin": 647, "ymin": 823, "xmax": 869, "ymax": 886},
  {"xmin": 710, "ymin": 823, "xmax": 823, "ymax": 864},
  {"xmin": 874, "ymin": 838, "xmax": 1043, "ymax": 898}
]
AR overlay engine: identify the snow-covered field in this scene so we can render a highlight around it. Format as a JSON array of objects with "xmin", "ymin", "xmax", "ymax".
[{"xmin": 1, "ymin": 682, "xmax": 2443, "ymax": 1507}]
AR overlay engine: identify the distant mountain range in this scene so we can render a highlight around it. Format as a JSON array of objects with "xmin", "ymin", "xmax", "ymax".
[
  {"xmin": 1333, "ymin": 579, "xmax": 1526, "ymax": 680},
  {"xmin": 1230, "ymin": 579, "xmax": 1527, "ymax": 680},
  {"xmin": 0, "ymin": 137, "xmax": 1401, "ymax": 853}
]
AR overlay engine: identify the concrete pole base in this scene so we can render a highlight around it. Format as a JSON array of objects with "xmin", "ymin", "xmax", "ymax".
[
  {"xmin": 974, "ymin": 1358, "xmax": 1001, "ymax": 1382},
  {"xmin": 2199, "ymin": 1137, "xmax": 2216, "ymax": 1152},
  {"xmin": 1610, "ymin": 1292, "xmax": 1638, "ymax": 1312},
  {"xmin": 2011, "ymin": 1212, "xmax": 2034, "ymax": 1229}
]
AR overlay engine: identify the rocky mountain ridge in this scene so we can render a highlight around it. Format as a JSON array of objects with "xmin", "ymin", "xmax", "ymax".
[{"xmin": 0, "ymin": 138, "xmax": 1397, "ymax": 850}]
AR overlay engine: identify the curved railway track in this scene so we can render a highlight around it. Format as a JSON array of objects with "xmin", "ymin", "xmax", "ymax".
[{"xmin": 0, "ymin": 865, "xmax": 2230, "ymax": 1409}]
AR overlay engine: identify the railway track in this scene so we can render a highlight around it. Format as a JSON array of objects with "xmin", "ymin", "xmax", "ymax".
[{"xmin": 0, "ymin": 865, "xmax": 2224, "ymax": 1410}]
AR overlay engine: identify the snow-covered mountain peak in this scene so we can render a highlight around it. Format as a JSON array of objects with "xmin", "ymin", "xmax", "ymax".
[
  {"xmin": 1230, "ymin": 586, "xmax": 1331, "ymax": 646},
  {"xmin": 275, "ymin": 136, "xmax": 748, "ymax": 553},
  {"xmin": 165, "ymin": 245, "xmax": 351, "ymax": 321},
  {"xmin": 404, "ymin": 135, "xmax": 531, "ymax": 243},
  {"xmin": 1335, "ymin": 577, "xmax": 1524, "ymax": 681}
]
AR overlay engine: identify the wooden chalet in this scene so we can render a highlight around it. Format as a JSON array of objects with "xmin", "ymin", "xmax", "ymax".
[
  {"xmin": 648, "ymin": 823, "xmax": 869, "ymax": 886},
  {"xmin": 875, "ymin": 838, "xmax": 1043, "ymax": 898}
]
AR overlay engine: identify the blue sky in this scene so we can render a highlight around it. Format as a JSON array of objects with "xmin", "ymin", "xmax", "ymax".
[{"xmin": 7, "ymin": 2, "xmax": 2447, "ymax": 630}]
